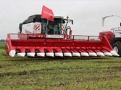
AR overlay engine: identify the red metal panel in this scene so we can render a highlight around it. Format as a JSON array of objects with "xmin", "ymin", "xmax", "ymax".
[{"xmin": 5, "ymin": 33, "xmax": 114, "ymax": 57}]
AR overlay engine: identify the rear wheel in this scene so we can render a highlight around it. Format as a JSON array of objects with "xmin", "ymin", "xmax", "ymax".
[{"xmin": 112, "ymin": 41, "xmax": 121, "ymax": 56}]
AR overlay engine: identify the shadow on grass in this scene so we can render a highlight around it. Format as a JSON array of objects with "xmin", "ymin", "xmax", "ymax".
[{"xmin": 1, "ymin": 55, "xmax": 112, "ymax": 62}]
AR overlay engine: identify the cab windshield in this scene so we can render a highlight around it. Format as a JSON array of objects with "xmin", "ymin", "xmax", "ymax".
[{"xmin": 41, "ymin": 18, "xmax": 63, "ymax": 35}]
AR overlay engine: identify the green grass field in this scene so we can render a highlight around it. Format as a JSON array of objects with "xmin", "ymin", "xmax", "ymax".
[
  {"xmin": 0, "ymin": 45, "xmax": 121, "ymax": 90},
  {"xmin": 0, "ymin": 41, "xmax": 5, "ymax": 49}
]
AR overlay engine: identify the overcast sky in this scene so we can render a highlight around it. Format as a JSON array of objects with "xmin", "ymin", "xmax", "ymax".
[{"xmin": 0, "ymin": 0, "xmax": 121, "ymax": 39}]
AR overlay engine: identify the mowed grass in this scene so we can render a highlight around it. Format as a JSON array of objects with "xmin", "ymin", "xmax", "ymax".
[{"xmin": 0, "ymin": 48, "xmax": 121, "ymax": 90}]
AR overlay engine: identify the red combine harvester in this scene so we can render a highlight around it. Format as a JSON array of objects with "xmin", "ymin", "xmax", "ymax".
[
  {"xmin": 99, "ymin": 15, "xmax": 121, "ymax": 56},
  {"xmin": 5, "ymin": 14, "xmax": 119, "ymax": 58}
]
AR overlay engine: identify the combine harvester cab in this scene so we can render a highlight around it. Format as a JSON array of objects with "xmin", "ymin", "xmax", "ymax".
[{"xmin": 5, "ymin": 15, "xmax": 119, "ymax": 58}]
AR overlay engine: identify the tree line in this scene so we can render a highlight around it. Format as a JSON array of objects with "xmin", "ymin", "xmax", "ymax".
[{"xmin": 0, "ymin": 39, "xmax": 5, "ymax": 42}]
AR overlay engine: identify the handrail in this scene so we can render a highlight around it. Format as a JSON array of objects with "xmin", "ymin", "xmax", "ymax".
[{"xmin": 9, "ymin": 33, "xmax": 100, "ymax": 41}]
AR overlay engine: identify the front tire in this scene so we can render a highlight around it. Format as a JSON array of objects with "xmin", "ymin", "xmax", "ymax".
[{"xmin": 112, "ymin": 41, "xmax": 121, "ymax": 56}]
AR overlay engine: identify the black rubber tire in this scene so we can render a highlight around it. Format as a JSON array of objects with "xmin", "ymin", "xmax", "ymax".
[{"xmin": 112, "ymin": 41, "xmax": 121, "ymax": 56}]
